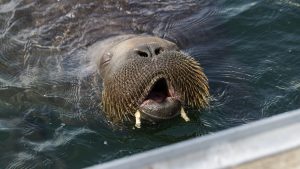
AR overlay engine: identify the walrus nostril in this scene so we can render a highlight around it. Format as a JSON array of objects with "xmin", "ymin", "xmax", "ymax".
[
  {"xmin": 154, "ymin": 47, "xmax": 163, "ymax": 55},
  {"xmin": 136, "ymin": 50, "xmax": 149, "ymax": 57}
]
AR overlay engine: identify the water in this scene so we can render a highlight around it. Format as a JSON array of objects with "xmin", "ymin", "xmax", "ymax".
[{"xmin": 0, "ymin": 0, "xmax": 299, "ymax": 168}]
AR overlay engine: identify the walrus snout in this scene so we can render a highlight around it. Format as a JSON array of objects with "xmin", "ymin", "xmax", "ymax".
[
  {"xmin": 90, "ymin": 35, "xmax": 210, "ymax": 127},
  {"xmin": 139, "ymin": 78, "xmax": 182, "ymax": 121}
]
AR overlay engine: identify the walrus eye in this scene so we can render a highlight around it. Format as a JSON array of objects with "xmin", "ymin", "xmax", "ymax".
[{"xmin": 101, "ymin": 52, "xmax": 112, "ymax": 66}]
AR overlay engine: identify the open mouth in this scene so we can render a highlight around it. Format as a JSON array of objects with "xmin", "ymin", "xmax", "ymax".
[
  {"xmin": 135, "ymin": 77, "xmax": 190, "ymax": 128},
  {"xmin": 138, "ymin": 78, "xmax": 182, "ymax": 120},
  {"xmin": 143, "ymin": 78, "xmax": 171, "ymax": 104}
]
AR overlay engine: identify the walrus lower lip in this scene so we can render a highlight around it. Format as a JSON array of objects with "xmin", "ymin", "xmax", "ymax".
[
  {"xmin": 139, "ymin": 97, "xmax": 181, "ymax": 120},
  {"xmin": 139, "ymin": 78, "xmax": 181, "ymax": 120}
]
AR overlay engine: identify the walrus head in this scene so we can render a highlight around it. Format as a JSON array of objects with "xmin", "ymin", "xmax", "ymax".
[{"xmin": 95, "ymin": 35, "xmax": 209, "ymax": 127}]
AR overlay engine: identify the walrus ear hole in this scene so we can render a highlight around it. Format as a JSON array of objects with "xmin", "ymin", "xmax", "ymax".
[
  {"xmin": 155, "ymin": 47, "xmax": 163, "ymax": 55},
  {"xmin": 136, "ymin": 51, "xmax": 149, "ymax": 57}
]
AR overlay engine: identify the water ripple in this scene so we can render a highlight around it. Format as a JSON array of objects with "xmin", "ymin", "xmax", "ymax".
[
  {"xmin": 22, "ymin": 127, "xmax": 95, "ymax": 152},
  {"xmin": 0, "ymin": 0, "xmax": 21, "ymax": 13}
]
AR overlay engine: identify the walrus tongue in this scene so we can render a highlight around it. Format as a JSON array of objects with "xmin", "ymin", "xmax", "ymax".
[{"xmin": 146, "ymin": 91, "xmax": 167, "ymax": 103}]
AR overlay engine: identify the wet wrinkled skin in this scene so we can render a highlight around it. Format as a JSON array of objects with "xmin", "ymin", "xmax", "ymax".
[{"xmin": 88, "ymin": 35, "xmax": 210, "ymax": 126}]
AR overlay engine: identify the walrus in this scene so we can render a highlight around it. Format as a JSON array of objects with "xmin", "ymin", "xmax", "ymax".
[{"xmin": 88, "ymin": 34, "xmax": 210, "ymax": 128}]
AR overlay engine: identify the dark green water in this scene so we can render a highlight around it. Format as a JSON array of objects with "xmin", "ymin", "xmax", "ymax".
[{"xmin": 0, "ymin": 0, "xmax": 299, "ymax": 168}]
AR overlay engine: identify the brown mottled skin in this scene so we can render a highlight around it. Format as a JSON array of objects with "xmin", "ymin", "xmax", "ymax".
[{"xmin": 88, "ymin": 35, "xmax": 209, "ymax": 124}]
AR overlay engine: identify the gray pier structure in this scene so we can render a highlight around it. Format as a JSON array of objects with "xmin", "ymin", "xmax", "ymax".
[{"xmin": 86, "ymin": 109, "xmax": 300, "ymax": 169}]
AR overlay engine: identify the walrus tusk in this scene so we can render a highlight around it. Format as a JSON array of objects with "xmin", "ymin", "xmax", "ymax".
[
  {"xmin": 135, "ymin": 110, "xmax": 142, "ymax": 128},
  {"xmin": 180, "ymin": 107, "xmax": 190, "ymax": 122}
]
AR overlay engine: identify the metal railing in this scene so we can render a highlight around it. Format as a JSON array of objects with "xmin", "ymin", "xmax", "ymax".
[{"xmin": 86, "ymin": 109, "xmax": 300, "ymax": 169}]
